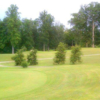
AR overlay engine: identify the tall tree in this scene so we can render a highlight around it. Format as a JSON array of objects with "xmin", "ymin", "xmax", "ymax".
[
  {"xmin": 5, "ymin": 4, "xmax": 21, "ymax": 53},
  {"xmin": 20, "ymin": 18, "xmax": 34, "ymax": 50},
  {"xmin": 69, "ymin": 2, "xmax": 100, "ymax": 47},
  {"xmin": 64, "ymin": 29, "xmax": 75, "ymax": 46},
  {"xmin": 54, "ymin": 23, "xmax": 65, "ymax": 44},
  {"xmin": 39, "ymin": 10, "xmax": 54, "ymax": 51},
  {"xmin": 0, "ymin": 18, "xmax": 12, "ymax": 53},
  {"xmin": 0, "ymin": 20, "xmax": 5, "ymax": 49},
  {"xmin": 85, "ymin": 2, "xmax": 100, "ymax": 47}
]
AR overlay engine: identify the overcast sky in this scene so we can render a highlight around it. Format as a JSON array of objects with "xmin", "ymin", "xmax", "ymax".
[{"xmin": 0, "ymin": 0, "xmax": 99, "ymax": 28}]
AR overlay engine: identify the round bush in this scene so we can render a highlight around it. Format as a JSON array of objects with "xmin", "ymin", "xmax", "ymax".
[
  {"xmin": 21, "ymin": 61, "xmax": 28, "ymax": 68},
  {"xmin": 12, "ymin": 49, "xmax": 24, "ymax": 66}
]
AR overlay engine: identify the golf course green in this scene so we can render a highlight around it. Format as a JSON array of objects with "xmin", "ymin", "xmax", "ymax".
[{"xmin": 0, "ymin": 48, "xmax": 100, "ymax": 100}]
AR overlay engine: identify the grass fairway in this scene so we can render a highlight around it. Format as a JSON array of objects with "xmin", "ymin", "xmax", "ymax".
[
  {"xmin": 0, "ymin": 48, "xmax": 100, "ymax": 100},
  {"xmin": 0, "ymin": 68, "xmax": 46, "ymax": 99}
]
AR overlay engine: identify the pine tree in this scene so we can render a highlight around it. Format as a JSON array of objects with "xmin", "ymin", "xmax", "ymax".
[
  {"xmin": 54, "ymin": 42, "xmax": 66, "ymax": 64},
  {"xmin": 27, "ymin": 48, "xmax": 38, "ymax": 65},
  {"xmin": 70, "ymin": 46, "xmax": 82, "ymax": 64}
]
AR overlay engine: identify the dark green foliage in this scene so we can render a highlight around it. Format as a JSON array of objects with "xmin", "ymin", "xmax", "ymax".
[
  {"xmin": 2, "ymin": 2, "xmax": 100, "ymax": 53},
  {"xmin": 21, "ymin": 46, "xmax": 27, "ymax": 51},
  {"xmin": 12, "ymin": 49, "xmax": 24, "ymax": 65},
  {"xmin": 54, "ymin": 42, "xmax": 66, "ymax": 64},
  {"xmin": 21, "ymin": 61, "xmax": 28, "ymax": 68},
  {"xmin": 6, "ymin": 4, "xmax": 21, "ymax": 53},
  {"xmin": 27, "ymin": 48, "xmax": 38, "ymax": 65},
  {"xmin": 69, "ymin": 2, "xmax": 100, "ymax": 48},
  {"xmin": 0, "ymin": 8, "xmax": 65, "ymax": 53},
  {"xmin": 39, "ymin": 10, "xmax": 54, "ymax": 51},
  {"xmin": 20, "ymin": 18, "xmax": 34, "ymax": 50},
  {"xmin": 70, "ymin": 46, "xmax": 82, "ymax": 64}
]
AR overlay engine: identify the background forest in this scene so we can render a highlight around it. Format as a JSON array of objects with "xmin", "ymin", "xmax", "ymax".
[{"xmin": 0, "ymin": 2, "xmax": 100, "ymax": 53}]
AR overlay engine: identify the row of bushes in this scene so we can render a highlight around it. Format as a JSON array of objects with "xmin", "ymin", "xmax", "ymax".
[
  {"xmin": 12, "ymin": 48, "xmax": 37, "ymax": 68},
  {"xmin": 54, "ymin": 42, "xmax": 82, "ymax": 64},
  {"xmin": 12, "ymin": 42, "xmax": 82, "ymax": 68}
]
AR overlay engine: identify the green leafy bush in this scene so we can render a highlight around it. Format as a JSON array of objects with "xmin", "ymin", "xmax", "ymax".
[
  {"xmin": 12, "ymin": 49, "xmax": 24, "ymax": 65},
  {"xmin": 54, "ymin": 42, "xmax": 66, "ymax": 64},
  {"xmin": 70, "ymin": 46, "xmax": 82, "ymax": 64},
  {"xmin": 27, "ymin": 48, "xmax": 38, "ymax": 65},
  {"xmin": 21, "ymin": 46, "xmax": 27, "ymax": 51},
  {"xmin": 21, "ymin": 61, "xmax": 28, "ymax": 68}
]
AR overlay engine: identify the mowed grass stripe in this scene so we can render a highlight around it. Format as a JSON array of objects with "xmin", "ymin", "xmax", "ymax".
[
  {"xmin": 1, "ymin": 65, "xmax": 100, "ymax": 100},
  {"xmin": 0, "ymin": 48, "xmax": 100, "ymax": 100},
  {"xmin": 0, "ymin": 70, "xmax": 47, "ymax": 99}
]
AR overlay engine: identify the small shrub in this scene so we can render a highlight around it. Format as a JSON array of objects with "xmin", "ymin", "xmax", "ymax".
[
  {"xmin": 21, "ymin": 61, "xmax": 28, "ymax": 68},
  {"xmin": 54, "ymin": 42, "xmax": 66, "ymax": 64},
  {"xmin": 21, "ymin": 46, "xmax": 27, "ymax": 51},
  {"xmin": 12, "ymin": 49, "xmax": 24, "ymax": 65},
  {"xmin": 27, "ymin": 48, "xmax": 38, "ymax": 65},
  {"xmin": 70, "ymin": 45, "xmax": 82, "ymax": 64}
]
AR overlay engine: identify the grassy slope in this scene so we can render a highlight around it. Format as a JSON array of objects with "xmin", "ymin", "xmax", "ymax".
[
  {"xmin": 1, "ymin": 48, "xmax": 100, "ymax": 66},
  {"xmin": 0, "ymin": 48, "xmax": 100, "ymax": 61},
  {"xmin": 0, "ymin": 48, "xmax": 100, "ymax": 100}
]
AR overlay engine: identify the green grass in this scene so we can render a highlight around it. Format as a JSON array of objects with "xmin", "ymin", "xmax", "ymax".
[
  {"xmin": 0, "ymin": 48, "xmax": 100, "ymax": 100},
  {"xmin": 0, "ymin": 69, "xmax": 46, "ymax": 99},
  {"xmin": 0, "ymin": 48, "xmax": 100, "ymax": 62},
  {"xmin": 0, "ymin": 54, "xmax": 14, "ymax": 61}
]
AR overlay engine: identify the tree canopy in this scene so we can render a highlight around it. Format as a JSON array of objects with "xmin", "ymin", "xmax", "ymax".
[
  {"xmin": 69, "ymin": 2, "xmax": 100, "ymax": 47},
  {"xmin": 1, "ymin": 2, "xmax": 100, "ymax": 53}
]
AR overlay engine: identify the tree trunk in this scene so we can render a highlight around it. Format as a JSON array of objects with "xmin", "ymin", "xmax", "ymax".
[
  {"xmin": 48, "ymin": 45, "xmax": 49, "ymax": 51},
  {"xmin": 12, "ymin": 46, "xmax": 14, "ymax": 54},
  {"xmin": 43, "ymin": 44, "xmax": 45, "ymax": 51},
  {"xmin": 92, "ymin": 21, "xmax": 95, "ymax": 48}
]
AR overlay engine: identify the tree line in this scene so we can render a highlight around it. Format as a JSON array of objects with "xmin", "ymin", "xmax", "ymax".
[
  {"xmin": 0, "ymin": 2, "xmax": 100, "ymax": 53},
  {"xmin": 0, "ymin": 4, "xmax": 64, "ymax": 53},
  {"xmin": 67, "ymin": 2, "xmax": 100, "ymax": 48}
]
